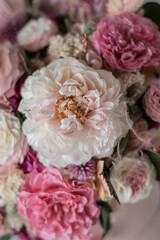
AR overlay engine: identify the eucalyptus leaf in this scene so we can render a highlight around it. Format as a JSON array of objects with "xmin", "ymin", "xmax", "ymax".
[
  {"xmin": 144, "ymin": 150, "xmax": 160, "ymax": 181},
  {"xmin": 0, "ymin": 235, "xmax": 12, "ymax": 240},
  {"xmin": 97, "ymin": 201, "xmax": 112, "ymax": 238},
  {"xmin": 142, "ymin": 2, "xmax": 160, "ymax": 29},
  {"xmin": 112, "ymin": 134, "xmax": 129, "ymax": 158}
]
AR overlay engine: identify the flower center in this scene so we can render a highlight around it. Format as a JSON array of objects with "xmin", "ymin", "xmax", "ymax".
[{"xmin": 57, "ymin": 96, "xmax": 88, "ymax": 119}]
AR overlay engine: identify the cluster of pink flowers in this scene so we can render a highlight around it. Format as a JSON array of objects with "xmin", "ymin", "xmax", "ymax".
[{"xmin": 0, "ymin": 0, "xmax": 159, "ymax": 240}]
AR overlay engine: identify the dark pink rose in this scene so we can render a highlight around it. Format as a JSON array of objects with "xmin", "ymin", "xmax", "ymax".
[
  {"xmin": 17, "ymin": 168, "xmax": 100, "ymax": 240},
  {"xmin": 143, "ymin": 80, "xmax": 160, "ymax": 123},
  {"xmin": 18, "ymin": 150, "xmax": 44, "ymax": 174},
  {"xmin": 93, "ymin": 13, "xmax": 160, "ymax": 72}
]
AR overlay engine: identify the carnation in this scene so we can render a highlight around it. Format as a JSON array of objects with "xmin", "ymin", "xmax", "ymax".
[
  {"xmin": 19, "ymin": 57, "xmax": 131, "ymax": 167},
  {"xmin": 47, "ymin": 34, "xmax": 85, "ymax": 61},
  {"xmin": 17, "ymin": 167, "xmax": 100, "ymax": 240},
  {"xmin": 93, "ymin": 13, "xmax": 160, "ymax": 72},
  {"xmin": 0, "ymin": 41, "xmax": 23, "ymax": 98},
  {"xmin": 17, "ymin": 17, "xmax": 58, "ymax": 52},
  {"xmin": 0, "ymin": 110, "xmax": 28, "ymax": 166},
  {"xmin": 0, "ymin": 164, "xmax": 24, "ymax": 206},
  {"xmin": 110, "ymin": 157, "xmax": 156, "ymax": 204},
  {"xmin": 143, "ymin": 80, "xmax": 160, "ymax": 123}
]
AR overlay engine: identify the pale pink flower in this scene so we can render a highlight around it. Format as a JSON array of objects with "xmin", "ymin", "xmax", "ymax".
[
  {"xmin": 0, "ymin": 110, "xmax": 28, "ymax": 166},
  {"xmin": 0, "ymin": 0, "xmax": 24, "ymax": 29},
  {"xmin": 17, "ymin": 167, "xmax": 100, "ymax": 240},
  {"xmin": 0, "ymin": 41, "xmax": 23, "ymax": 98},
  {"xmin": 19, "ymin": 57, "xmax": 131, "ymax": 168},
  {"xmin": 0, "ymin": 0, "xmax": 25, "ymax": 42},
  {"xmin": 110, "ymin": 157, "xmax": 156, "ymax": 204},
  {"xmin": 143, "ymin": 80, "xmax": 160, "ymax": 123},
  {"xmin": 93, "ymin": 13, "xmax": 160, "ymax": 72},
  {"xmin": 106, "ymin": 0, "xmax": 144, "ymax": 16},
  {"xmin": 17, "ymin": 18, "xmax": 58, "ymax": 52}
]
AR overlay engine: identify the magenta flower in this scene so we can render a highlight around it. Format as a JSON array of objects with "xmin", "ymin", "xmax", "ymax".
[
  {"xmin": 93, "ymin": 13, "xmax": 160, "ymax": 72},
  {"xmin": 8, "ymin": 75, "xmax": 26, "ymax": 109},
  {"xmin": 17, "ymin": 227, "xmax": 40, "ymax": 240},
  {"xmin": 67, "ymin": 159, "xmax": 96, "ymax": 180},
  {"xmin": 18, "ymin": 150, "xmax": 44, "ymax": 174}
]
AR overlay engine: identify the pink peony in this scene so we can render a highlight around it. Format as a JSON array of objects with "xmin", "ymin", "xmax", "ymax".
[
  {"xmin": 93, "ymin": 13, "xmax": 160, "ymax": 72},
  {"xmin": 0, "ymin": 110, "xmax": 28, "ymax": 166},
  {"xmin": 17, "ymin": 18, "xmax": 58, "ymax": 52},
  {"xmin": 17, "ymin": 168, "xmax": 100, "ymax": 240},
  {"xmin": 143, "ymin": 80, "xmax": 160, "ymax": 123},
  {"xmin": 0, "ymin": 41, "xmax": 23, "ymax": 98}
]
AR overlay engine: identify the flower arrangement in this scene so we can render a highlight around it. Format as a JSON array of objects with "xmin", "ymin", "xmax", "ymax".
[{"xmin": 0, "ymin": 0, "xmax": 160, "ymax": 240}]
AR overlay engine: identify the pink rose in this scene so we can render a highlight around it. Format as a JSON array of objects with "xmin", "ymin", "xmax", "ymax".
[
  {"xmin": 17, "ymin": 168, "xmax": 100, "ymax": 240},
  {"xmin": 143, "ymin": 80, "xmax": 160, "ymax": 123},
  {"xmin": 0, "ymin": 41, "xmax": 23, "ymax": 98},
  {"xmin": 17, "ymin": 18, "xmax": 58, "ymax": 52},
  {"xmin": 93, "ymin": 13, "xmax": 160, "ymax": 72},
  {"xmin": 0, "ymin": 110, "xmax": 28, "ymax": 166}
]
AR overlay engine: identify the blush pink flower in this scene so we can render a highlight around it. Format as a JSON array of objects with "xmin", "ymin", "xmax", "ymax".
[
  {"xmin": 0, "ymin": 110, "xmax": 28, "ymax": 166},
  {"xmin": 93, "ymin": 13, "xmax": 160, "ymax": 72},
  {"xmin": 143, "ymin": 80, "xmax": 160, "ymax": 123},
  {"xmin": 110, "ymin": 157, "xmax": 156, "ymax": 204},
  {"xmin": 17, "ymin": 18, "xmax": 58, "ymax": 52},
  {"xmin": 106, "ymin": 0, "xmax": 144, "ymax": 17},
  {"xmin": 17, "ymin": 167, "xmax": 100, "ymax": 240},
  {"xmin": 19, "ymin": 57, "xmax": 131, "ymax": 168},
  {"xmin": 0, "ymin": 41, "xmax": 23, "ymax": 98}
]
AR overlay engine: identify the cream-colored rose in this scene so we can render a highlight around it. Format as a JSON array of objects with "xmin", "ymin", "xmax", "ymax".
[
  {"xmin": 110, "ymin": 157, "xmax": 156, "ymax": 204},
  {"xmin": 19, "ymin": 57, "xmax": 131, "ymax": 168},
  {"xmin": 106, "ymin": 0, "xmax": 144, "ymax": 16},
  {"xmin": 0, "ymin": 110, "xmax": 28, "ymax": 166},
  {"xmin": 17, "ymin": 17, "xmax": 58, "ymax": 52},
  {"xmin": 0, "ymin": 164, "xmax": 24, "ymax": 206}
]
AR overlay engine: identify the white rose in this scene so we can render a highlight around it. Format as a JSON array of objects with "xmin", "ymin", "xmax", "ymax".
[
  {"xmin": 19, "ymin": 57, "xmax": 131, "ymax": 167},
  {"xmin": 17, "ymin": 17, "xmax": 58, "ymax": 52},
  {"xmin": 0, "ymin": 110, "xmax": 28, "ymax": 166},
  {"xmin": 0, "ymin": 164, "xmax": 24, "ymax": 206},
  {"xmin": 110, "ymin": 157, "xmax": 156, "ymax": 204}
]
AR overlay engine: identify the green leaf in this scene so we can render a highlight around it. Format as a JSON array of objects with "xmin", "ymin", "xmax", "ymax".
[
  {"xmin": 126, "ymin": 82, "xmax": 143, "ymax": 98},
  {"xmin": 144, "ymin": 150, "xmax": 160, "ymax": 181},
  {"xmin": 97, "ymin": 201, "xmax": 112, "ymax": 238},
  {"xmin": 0, "ymin": 235, "xmax": 12, "ymax": 240},
  {"xmin": 142, "ymin": 3, "xmax": 160, "ymax": 30},
  {"xmin": 112, "ymin": 134, "xmax": 129, "ymax": 158},
  {"xmin": 102, "ymin": 161, "xmax": 120, "ymax": 204}
]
